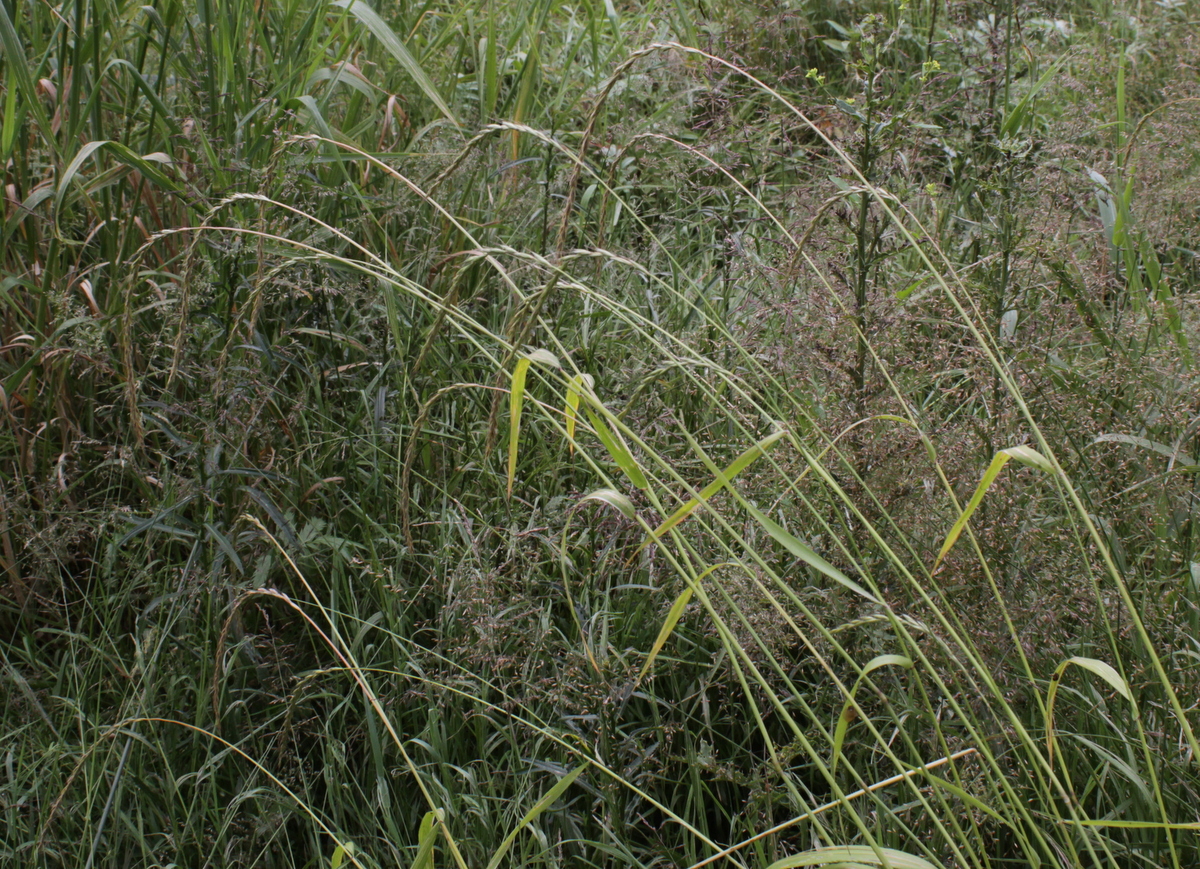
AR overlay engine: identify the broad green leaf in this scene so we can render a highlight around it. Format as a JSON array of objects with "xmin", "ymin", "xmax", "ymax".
[
  {"xmin": 1046, "ymin": 656, "xmax": 1133, "ymax": 768},
  {"xmin": 583, "ymin": 406, "xmax": 648, "ymax": 489},
  {"xmin": 331, "ymin": 0, "xmax": 459, "ymax": 128},
  {"xmin": 766, "ymin": 846, "xmax": 937, "ymax": 869},
  {"xmin": 580, "ymin": 488, "xmax": 635, "ymax": 520},
  {"xmin": 639, "ymin": 430, "xmax": 786, "ymax": 551},
  {"xmin": 411, "ymin": 810, "xmax": 439, "ymax": 869},
  {"xmin": 54, "ymin": 141, "xmax": 178, "ymax": 218},
  {"xmin": 485, "ymin": 764, "xmax": 587, "ymax": 869},
  {"xmin": 742, "ymin": 500, "xmax": 880, "ymax": 604},
  {"xmin": 933, "ymin": 445, "xmax": 1052, "ymax": 572},
  {"xmin": 507, "ymin": 357, "xmax": 532, "ymax": 497},
  {"xmin": 831, "ymin": 655, "xmax": 913, "ymax": 773},
  {"xmin": 330, "ymin": 840, "xmax": 354, "ymax": 869}
]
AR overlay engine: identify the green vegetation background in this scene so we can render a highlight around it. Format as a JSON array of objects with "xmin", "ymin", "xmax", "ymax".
[{"xmin": 2, "ymin": 0, "xmax": 1199, "ymax": 866}]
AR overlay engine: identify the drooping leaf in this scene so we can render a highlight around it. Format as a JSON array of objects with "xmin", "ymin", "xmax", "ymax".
[
  {"xmin": 580, "ymin": 488, "xmax": 635, "ymax": 520},
  {"xmin": 242, "ymin": 486, "xmax": 301, "ymax": 549},
  {"xmin": 1046, "ymin": 656, "xmax": 1133, "ymax": 768},
  {"xmin": 54, "ymin": 140, "xmax": 178, "ymax": 218},
  {"xmin": 831, "ymin": 655, "xmax": 913, "ymax": 773},
  {"xmin": 933, "ymin": 445, "xmax": 1052, "ymax": 572},
  {"xmin": 565, "ymin": 373, "xmax": 593, "ymax": 455},
  {"xmin": 331, "ymin": 0, "xmax": 459, "ymax": 127},
  {"xmin": 1093, "ymin": 433, "xmax": 1195, "ymax": 467},
  {"xmin": 742, "ymin": 500, "xmax": 880, "ymax": 604},
  {"xmin": 583, "ymin": 406, "xmax": 648, "ymax": 490}
]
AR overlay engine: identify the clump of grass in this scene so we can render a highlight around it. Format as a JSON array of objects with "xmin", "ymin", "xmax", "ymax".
[{"xmin": 3, "ymin": 0, "xmax": 1200, "ymax": 868}]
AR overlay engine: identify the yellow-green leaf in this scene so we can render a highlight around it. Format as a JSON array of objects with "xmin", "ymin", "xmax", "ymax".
[
  {"xmin": 1046, "ymin": 656, "xmax": 1133, "ymax": 768},
  {"xmin": 831, "ymin": 655, "xmax": 913, "ymax": 773},
  {"xmin": 565, "ymin": 374, "xmax": 593, "ymax": 455},
  {"xmin": 507, "ymin": 357, "xmax": 532, "ymax": 498},
  {"xmin": 635, "ymin": 563, "xmax": 728, "ymax": 685},
  {"xmin": 584, "ymin": 406, "xmax": 648, "ymax": 490},
  {"xmin": 933, "ymin": 445, "xmax": 1052, "ymax": 572},
  {"xmin": 330, "ymin": 840, "xmax": 354, "ymax": 869},
  {"xmin": 639, "ymin": 430, "xmax": 786, "ymax": 553},
  {"xmin": 485, "ymin": 764, "xmax": 587, "ymax": 869},
  {"xmin": 766, "ymin": 845, "xmax": 937, "ymax": 869},
  {"xmin": 411, "ymin": 809, "xmax": 439, "ymax": 869}
]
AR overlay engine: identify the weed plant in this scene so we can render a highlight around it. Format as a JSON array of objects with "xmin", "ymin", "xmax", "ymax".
[{"xmin": 2, "ymin": 0, "xmax": 1200, "ymax": 867}]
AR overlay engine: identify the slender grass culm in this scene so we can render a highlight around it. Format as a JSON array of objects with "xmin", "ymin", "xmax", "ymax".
[{"xmin": 2, "ymin": 0, "xmax": 1199, "ymax": 867}]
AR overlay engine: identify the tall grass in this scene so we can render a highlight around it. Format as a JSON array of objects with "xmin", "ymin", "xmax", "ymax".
[{"xmin": 3, "ymin": 0, "xmax": 1200, "ymax": 867}]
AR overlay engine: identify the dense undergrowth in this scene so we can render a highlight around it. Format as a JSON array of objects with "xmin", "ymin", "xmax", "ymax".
[{"xmin": 3, "ymin": 0, "xmax": 1200, "ymax": 866}]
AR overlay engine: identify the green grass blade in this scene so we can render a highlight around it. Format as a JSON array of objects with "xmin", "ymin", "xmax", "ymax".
[
  {"xmin": 1093, "ymin": 433, "xmax": 1196, "ymax": 466},
  {"xmin": 1046, "ymin": 656, "xmax": 1133, "ymax": 769},
  {"xmin": 53, "ymin": 141, "xmax": 179, "ymax": 219},
  {"xmin": 331, "ymin": 0, "xmax": 459, "ymax": 127},
  {"xmin": 0, "ymin": 1, "xmax": 56, "ymax": 158},
  {"xmin": 583, "ymin": 406, "xmax": 648, "ymax": 490},
  {"xmin": 1069, "ymin": 820, "xmax": 1200, "ymax": 830},
  {"xmin": 933, "ymin": 445, "xmax": 1052, "ymax": 572},
  {"xmin": 639, "ymin": 429, "xmax": 786, "ymax": 550},
  {"xmin": 766, "ymin": 846, "xmax": 938, "ymax": 869},
  {"xmin": 411, "ymin": 809, "xmax": 439, "ymax": 869},
  {"xmin": 507, "ymin": 357, "xmax": 532, "ymax": 498},
  {"xmin": 565, "ymin": 373, "xmax": 592, "ymax": 455},
  {"xmin": 1000, "ymin": 50, "xmax": 1070, "ymax": 137},
  {"xmin": 331, "ymin": 840, "xmax": 356, "ymax": 869},
  {"xmin": 636, "ymin": 562, "xmax": 729, "ymax": 684},
  {"xmin": 741, "ymin": 499, "xmax": 881, "ymax": 604},
  {"xmin": 831, "ymin": 655, "xmax": 913, "ymax": 773},
  {"xmin": 484, "ymin": 763, "xmax": 587, "ymax": 869}
]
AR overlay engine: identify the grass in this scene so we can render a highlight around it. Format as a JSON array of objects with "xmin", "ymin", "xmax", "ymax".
[{"xmin": 3, "ymin": 0, "xmax": 1200, "ymax": 866}]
